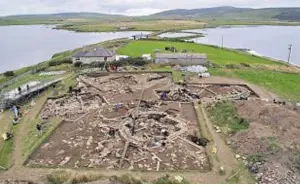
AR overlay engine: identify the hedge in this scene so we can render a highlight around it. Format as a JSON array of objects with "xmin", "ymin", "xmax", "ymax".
[{"xmin": 48, "ymin": 58, "xmax": 72, "ymax": 67}]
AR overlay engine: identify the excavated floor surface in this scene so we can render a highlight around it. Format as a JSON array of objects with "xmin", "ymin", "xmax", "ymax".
[
  {"xmin": 28, "ymin": 73, "xmax": 262, "ymax": 172},
  {"xmin": 28, "ymin": 73, "xmax": 211, "ymax": 171}
]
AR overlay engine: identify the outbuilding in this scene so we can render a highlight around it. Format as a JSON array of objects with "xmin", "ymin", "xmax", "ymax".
[
  {"xmin": 132, "ymin": 33, "xmax": 149, "ymax": 40},
  {"xmin": 155, "ymin": 53, "xmax": 207, "ymax": 65},
  {"xmin": 72, "ymin": 47, "xmax": 116, "ymax": 64}
]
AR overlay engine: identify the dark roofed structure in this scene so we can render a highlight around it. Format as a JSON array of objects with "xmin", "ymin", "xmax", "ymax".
[{"xmin": 72, "ymin": 47, "xmax": 116, "ymax": 64}]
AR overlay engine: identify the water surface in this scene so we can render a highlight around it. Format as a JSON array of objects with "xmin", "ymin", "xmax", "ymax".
[
  {"xmin": 187, "ymin": 26, "xmax": 299, "ymax": 65},
  {"xmin": 0, "ymin": 25, "xmax": 150, "ymax": 72}
]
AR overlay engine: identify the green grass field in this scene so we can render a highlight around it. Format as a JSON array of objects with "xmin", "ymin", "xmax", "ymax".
[
  {"xmin": 118, "ymin": 40, "xmax": 279, "ymax": 65},
  {"xmin": 55, "ymin": 20, "xmax": 206, "ymax": 32}
]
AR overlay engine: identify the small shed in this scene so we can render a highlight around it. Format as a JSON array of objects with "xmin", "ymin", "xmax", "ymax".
[
  {"xmin": 155, "ymin": 53, "xmax": 207, "ymax": 65},
  {"xmin": 72, "ymin": 47, "xmax": 116, "ymax": 64}
]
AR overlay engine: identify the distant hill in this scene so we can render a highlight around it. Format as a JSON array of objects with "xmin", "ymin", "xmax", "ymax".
[
  {"xmin": 150, "ymin": 6, "xmax": 300, "ymax": 21},
  {"xmin": 2, "ymin": 7, "xmax": 300, "ymax": 23},
  {"xmin": 2, "ymin": 12, "xmax": 126, "ymax": 20}
]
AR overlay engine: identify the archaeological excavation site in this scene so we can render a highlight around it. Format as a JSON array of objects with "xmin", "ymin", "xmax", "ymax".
[{"xmin": 26, "ymin": 72, "xmax": 265, "ymax": 174}]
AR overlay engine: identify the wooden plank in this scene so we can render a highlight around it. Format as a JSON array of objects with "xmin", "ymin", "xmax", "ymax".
[
  {"xmin": 204, "ymin": 87, "xmax": 217, "ymax": 96},
  {"xmin": 119, "ymin": 141, "xmax": 130, "ymax": 167},
  {"xmin": 178, "ymin": 136, "xmax": 204, "ymax": 151}
]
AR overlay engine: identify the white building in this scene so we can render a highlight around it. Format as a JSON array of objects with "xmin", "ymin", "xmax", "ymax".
[{"xmin": 72, "ymin": 47, "xmax": 116, "ymax": 64}]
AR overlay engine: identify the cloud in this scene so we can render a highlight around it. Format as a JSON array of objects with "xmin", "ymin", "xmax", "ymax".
[{"xmin": 1, "ymin": 0, "xmax": 300, "ymax": 16}]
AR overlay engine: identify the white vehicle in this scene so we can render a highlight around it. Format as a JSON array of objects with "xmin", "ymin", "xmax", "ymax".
[
  {"xmin": 198, "ymin": 72, "xmax": 210, "ymax": 78},
  {"xmin": 142, "ymin": 54, "xmax": 152, "ymax": 61}
]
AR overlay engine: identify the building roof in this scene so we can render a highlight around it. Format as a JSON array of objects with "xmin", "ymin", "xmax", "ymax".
[
  {"xmin": 72, "ymin": 47, "xmax": 115, "ymax": 58},
  {"xmin": 155, "ymin": 53, "xmax": 207, "ymax": 59}
]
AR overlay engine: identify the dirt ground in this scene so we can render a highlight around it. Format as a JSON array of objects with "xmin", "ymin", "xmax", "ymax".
[
  {"xmin": 230, "ymin": 100, "xmax": 300, "ymax": 184},
  {"xmin": 30, "ymin": 73, "xmax": 269, "ymax": 173},
  {"xmin": 27, "ymin": 73, "xmax": 210, "ymax": 172},
  {"xmin": 189, "ymin": 76, "xmax": 279, "ymax": 101},
  {"xmin": 1, "ymin": 72, "xmax": 280, "ymax": 184}
]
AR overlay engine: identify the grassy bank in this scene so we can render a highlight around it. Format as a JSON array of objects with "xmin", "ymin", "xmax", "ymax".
[
  {"xmin": 204, "ymin": 19, "xmax": 300, "ymax": 28},
  {"xmin": 118, "ymin": 40, "xmax": 280, "ymax": 65},
  {"xmin": 0, "ymin": 19, "xmax": 63, "ymax": 26},
  {"xmin": 0, "ymin": 139, "xmax": 13, "ymax": 169},
  {"xmin": 0, "ymin": 110, "xmax": 15, "ymax": 169}
]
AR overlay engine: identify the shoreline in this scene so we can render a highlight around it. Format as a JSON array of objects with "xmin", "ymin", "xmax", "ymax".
[
  {"xmin": 188, "ymin": 34, "xmax": 299, "ymax": 68},
  {"xmin": 244, "ymin": 49, "xmax": 300, "ymax": 68},
  {"xmin": 190, "ymin": 41, "xmax": 298, "ymax": 67}
]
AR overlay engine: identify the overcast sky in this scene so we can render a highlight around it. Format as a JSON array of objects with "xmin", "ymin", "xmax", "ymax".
[{"xmin": 1, "ymin": 0, "xmax": 300, "ymax": 16}]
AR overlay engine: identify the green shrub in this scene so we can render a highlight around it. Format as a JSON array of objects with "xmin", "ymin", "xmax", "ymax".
[
  {"xmin": 47, "ymin": 170, "xmax": 102, "ymax": 184},
  {"xmin": 109, "ymin": 174, "xmax": 143, "ymax": 184},
  {"xmin": 247, "ymin": 153, "xmax": 266, "ymax": 163},
  {"xmin": 293, "ymin": 150, "xmax": 300, "ymax": 172},
  {"xmin": 240, "ymin": 63, "xmax": 251, "ymax": 68},
  {"xmin": 3, "ymin": 71, "xmax": 14, "ymax": 77},
  {"xmin": 128, "ymin": 57, "xmax": 150, "ymax": 66},
  {"xmin": 89, "ymin": 61, "xmax": 105, "ymax": 68},
  {"xmin": 32, "ymin": 67, "xmax": 47, "ymax": 74},
  {"xmin": 225, "ymin": 64, "xmax": 241, "ymax": 69},
  {"xmin": 209, "ymin": 62, "xmax": 222, "ymax": 68},
  {"xmin": 155, "ymin": 174, "xmax": 189, "ymax": 184},
  {"xmin": 114, "ymin": 57, "xmax": 150, "ymax": 67},
  {"xmin": 49, "ymin": 58, "xmax": 72, "ymax": 67},
  {"xmin": 74, "ymin": 62, "xmax": 83, "ymax": 68},
  {"xmin": 51, "ymin": 50, "xmax": 72, "ymax": 59}
]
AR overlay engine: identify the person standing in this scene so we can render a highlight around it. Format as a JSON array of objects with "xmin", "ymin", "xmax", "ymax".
[
  {"xmin": 36, "ymin": 124, "xmax": 42, "ymax": 136},
  {"xmin": 12, "ymin": 105, "xmax": 19, "ymax": 120},
  {"xmin": 161, "ymin": 92, "xmax": 167, "ymax": 101},
  {"xmin": 18, "ymin": 87, "xmax": 22, "ymax": 94},
  {"xmin": 115, "ymin": 103, "xmax": 121, "ymax": 111},
  {"xmin": 16, "ymin": 105, "xmax": 22, "ymax": 118}
]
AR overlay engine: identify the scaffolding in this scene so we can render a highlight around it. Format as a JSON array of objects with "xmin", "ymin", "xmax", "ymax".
[{"xmin": 0, "ymin": 78, "xmax": 64, "ymax": 110}]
